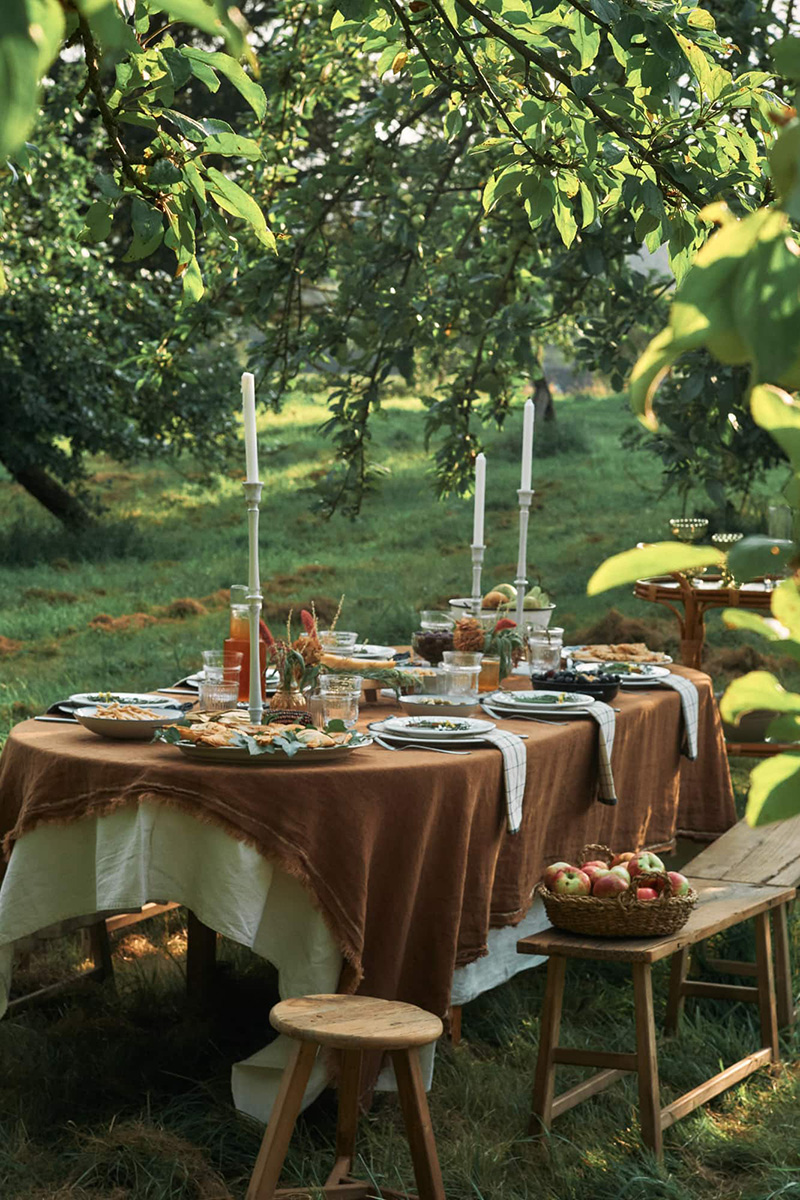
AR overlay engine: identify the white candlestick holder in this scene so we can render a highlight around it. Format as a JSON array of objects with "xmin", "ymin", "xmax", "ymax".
[
  {"xmin": 243, "ymin": 480, "xmax": 264, "ymax": 725},
  {"xmin": 470, "ymin": 543, "xmax": 486, "ymax": 616},
  {"xmin": 514, "ymin": 488, "xmax": 534, "ymax": 631}
]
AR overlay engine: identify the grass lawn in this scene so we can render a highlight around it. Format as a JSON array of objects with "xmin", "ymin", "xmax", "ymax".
[{"xmin": 1, "ymin": 386, "xmax": 798, "ymax": 1198}]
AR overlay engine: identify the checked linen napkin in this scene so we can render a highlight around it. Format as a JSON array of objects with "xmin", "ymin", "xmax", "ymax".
[
  {"xmin": 584, "ymin": 701, "xmax": 618, "ymax": 806},
  {"xmin": 655, "ymin": 673, "xmax": 699, "ymax": 760},
  {"xmin": 481, "ymin": 729, "xmax": 528, "ymax": 834}
]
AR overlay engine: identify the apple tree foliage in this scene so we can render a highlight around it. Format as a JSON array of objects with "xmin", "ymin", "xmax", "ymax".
[
  {"xmin": 0, "ymin": 0, "xmax": 793, "ymax": 521},
  {"xmin": 587, "ymin": 34, "xmax": 800, "ymax": 827}
]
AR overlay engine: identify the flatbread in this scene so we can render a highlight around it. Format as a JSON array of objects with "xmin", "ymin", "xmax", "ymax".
[{"xmin": 572, "ymin": 642, "xmax": 671, "ymax": 664}]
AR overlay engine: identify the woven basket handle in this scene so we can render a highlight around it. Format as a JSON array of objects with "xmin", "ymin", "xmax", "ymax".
[
  {"xmin": 622, "ymin": 869, "xmax": 673, "ymax": 904},
  {"xmin": 579, "ymin": 843, "xmax": 613, "ymax": 867}
]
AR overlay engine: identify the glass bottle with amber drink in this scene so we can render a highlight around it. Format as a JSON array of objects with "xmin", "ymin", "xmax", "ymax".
[{"xmin": 224, "ymin": 584, "xmax": 267, "ymax": 701}]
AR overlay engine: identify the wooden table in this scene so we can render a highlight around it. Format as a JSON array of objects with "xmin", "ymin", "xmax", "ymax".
[{"xmin": 633, "ymin": 573, "xmax": 777, "ymax": 670}]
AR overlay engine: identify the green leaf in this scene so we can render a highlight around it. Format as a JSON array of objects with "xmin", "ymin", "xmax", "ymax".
[
  {"xmin": 0, "ymin": 0, "xmax": 60, "ymax": 160},
  {"xmin": 180, "ymin": 47, "xmax": 266, "ymax": 121},
  {"xmin": 727, "ymin": 535, "xmax": 794, "ymax": 582},
  {"xmin": 586, "ymin": 542, "xmax": 723, "ymax": 595},
  {"xmin": 131, "ymin": 196, "xmax": 162, "ymax": 243},
  {"xmin": 205, "ymin": 166, "xmax": 275, "ymax": 250},
  {"xmin": 686, "ymin": 8, "xmax": 715, "ymax": 31},
  {"xmin": 181, "ymin": 255, "xmax": 204, "ymax": 301},
  {"xmin": 773, "ymin": 36, "xmax": 800, "ymax": 82},
  {"xmin": 553, "ymin": 195, "xmax": 577, "ymax": 248},
  {"xmin": 771, "ymin": 579, "xmax": 800, "ymax": 640},
  {"xmin": 148, "ymin": 157, "xmax": 183, "ymax": 186},
  {"xmin": 721, "ymin": 608, "xmax": 800, "ymax": 664},
  {"xmin": 83, "ymin": 199, "xmax": 113, "ymax": 242},
  {"xmin": 719, "ymin": 670, "xmax": 800, "ymax": 724},
  {"xmin": 745, "ymin": 753, "xmax": 800, "ymax": 826},
  {"xmin": 202, "ymin": 132, "xmax": 261, "ymax": 160},
  {"xmin": 570, "ymin": 12, "xmax": 600, "ymax": 70},
  {"xmin": 751, "ymin": 384, "xmax": 800, "ymax": 468}
]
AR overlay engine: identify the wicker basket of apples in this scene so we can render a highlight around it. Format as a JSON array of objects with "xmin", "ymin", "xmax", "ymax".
[{"xmin": 535, "ymin": 844, "xmax": 697, "ymax": 938}]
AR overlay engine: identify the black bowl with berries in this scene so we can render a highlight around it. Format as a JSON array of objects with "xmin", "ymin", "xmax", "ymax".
[{"xmin": 529, "ymin": 669, "xmax": 621, "ymax": 703}]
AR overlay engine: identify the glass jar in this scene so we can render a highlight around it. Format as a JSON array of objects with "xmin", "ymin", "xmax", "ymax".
[
  {"xmin": 526, "ymin": 626, "xmax": 564, "ymax": 674},
  {"xmin": 225, "ymin": 583, "xmax": 267, "ymax": 702},
  {"xmin": 319, "ymin": 630, "xmax": 359, "ymax": 654},
  {"xmin": 441, "ymin": 663, "xmax": 481, "ymax": 699},
  {"xmin": 319, "ymin": 672, "xmax": 362, "ymax": 728},
  {"xmin": 478, "ymin": 656, "xmax": 501, "ymax": 693},
  {"xmin": 412, "ymin": 628, "xmax": 454, "ymax": 666}
]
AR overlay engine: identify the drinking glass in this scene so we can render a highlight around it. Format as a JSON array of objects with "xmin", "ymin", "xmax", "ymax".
[
  {"xmin": 319, "ymin": 672, "xmax": 362, "ymax": 728},
  {"xmin": 527, "ymin": 627, "xmax": 564, "ymax": 674},
  {"xmin": 441, "ymin": 664, "xmax": 480, "ymax": 698},
  {"xmin": 418, "ymin": 611, "xmax": 454, "ymax": 630},
  {"xmin": 199, "ymin": 674, "xmax": 241, "ymax": 712},
  {"xmin": 442, "ymin": 650, "xmax": 483, "ymax": 667},
  {"xmin": 319, "ymin": 631, "xmax": 359, "ymax": 654}
]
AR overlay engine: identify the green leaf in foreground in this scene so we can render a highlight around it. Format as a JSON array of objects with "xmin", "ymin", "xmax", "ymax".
[
  {"xmin": 205, "ymin": 167, "xmax": 275, "ymax": 250},
  {"xmin": 746, "ymin": 752, "xmax": 800, "ymax": 825},
  {"xmin": 719, "ymin": 670, "xmax": 800, "ymax": 724},
  {"xmin": 586, "ymin": 543, "xmax": 723, "ymax": 595},
  {"xmin": 726, "ymin": 535, "xmax": 794, "ymax": 582}
]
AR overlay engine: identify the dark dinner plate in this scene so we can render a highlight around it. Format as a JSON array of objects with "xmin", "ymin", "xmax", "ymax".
[{"xmin": 528, "ymin": 674, "xmax": 620, "ymax": 703}]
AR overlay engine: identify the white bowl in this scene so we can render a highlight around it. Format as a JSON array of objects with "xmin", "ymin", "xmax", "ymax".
[
  {"xmin": 449, "ymin": 599, "xmax": 555, "ymax": 630},
  {"xmin": 75, "ymin": 706, "xmax": 187, "ymax": 741},
  {"xmin": 398, "ymin": 694, "xmax": 479, "ymax": 718}
]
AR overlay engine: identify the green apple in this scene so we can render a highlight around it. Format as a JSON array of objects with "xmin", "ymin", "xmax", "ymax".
[{"xmin": 493, "ymin": 583, "xmax": 517, "ymax": 602}]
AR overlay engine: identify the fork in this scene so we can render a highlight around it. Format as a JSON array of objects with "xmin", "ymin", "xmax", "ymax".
[{"xmin": 372, "ymin": 734, "xmax": 471, "ymax": 756}]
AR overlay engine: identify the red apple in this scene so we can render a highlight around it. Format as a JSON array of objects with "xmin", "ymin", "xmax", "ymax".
[
  {"xmin": 582, "ymin": 865, "xmax": 610, "ymax": 885},
  {"xmin": 609, "ymin": 865, "xmax": 631, "ymax": 885},
  {"xmin": 543, "ymin": 861, "xmax": 573, "ymax": 890},
  {"xmin": 628, "ymin": 851, "xmax": 665, "ymax": 879},
  {"xmin": 551, "ymin": 868, "xmax": 591, "ymax": 896},
  {"xmin": 593, "ymin": 873, "xmax": 628, "ymax": 897},
  {"xmin": 636, "ymin": 887, "xmax": 659, "ymax": 901},
  {"xmin": 581, "ymin": 859, "xmax": 608, "ymax": 871},
  {"xmin": 611, "ymin": 851, "xmax": 635, "ymax": 868},
  {"xmin": 667, "ymin": 871, "xmax": 690, "ymax": 897}
]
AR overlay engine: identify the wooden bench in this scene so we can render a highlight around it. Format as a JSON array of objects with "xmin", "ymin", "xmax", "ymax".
[
  {"xmin": 679, "ymin": 815, "xmax": 800, "ymax": 1028},
  {"xmin": 517, "ymin": 877, "xmax": 795, "ymax": 1160}
]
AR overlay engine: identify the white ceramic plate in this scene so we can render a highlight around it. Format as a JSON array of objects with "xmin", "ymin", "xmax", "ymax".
[
  {"xmin": 381, "ymin": 715, "xmax": 495, "ymax": 740},
  {"xmin": 70, "ymin": 691, "xmax": 182, "ymax": 708},
  {"xmin": 175, "ymin": 739, "xmax": 371, "ymax": 765},
  {"xmin": 75, "ymin": 705, "xmax": 187, "ymax": 740},
  {"xmin": 399, "ymin": 695, "xmax": 479, "ymax": 718},
  {"xmin": 368, "ymin": 722, "xmax": 490, "ymax": 748},
  {"xmin": 578, "ymin": 662, "xmax": 671, "ymax": 684},
  {"xmin": 565, "ymin": 645, "xmax": 673, "ymax": 665},
  {"xmin": 348, "ymin": 644, "xmax": 397, "ymax": 660},
  {"xmin": 487, "ymin": 690, "xmax": 596, "ymax": 710}
]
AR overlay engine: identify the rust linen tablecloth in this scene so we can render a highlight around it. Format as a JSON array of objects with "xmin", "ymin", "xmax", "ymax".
[{"xmin": 0, "ymin": 666, "xmax": 733, "ymax": 1019}]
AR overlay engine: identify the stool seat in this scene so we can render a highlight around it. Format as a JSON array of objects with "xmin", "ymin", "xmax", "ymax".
[{"xmin": 270, "ymin": 994, "xmax": 443, "ymax": 1049}]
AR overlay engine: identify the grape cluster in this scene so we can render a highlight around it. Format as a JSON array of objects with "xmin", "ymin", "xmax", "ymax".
[{"xmin": 535, "ymin": 669, "xmax": 621, "ymax": 686}]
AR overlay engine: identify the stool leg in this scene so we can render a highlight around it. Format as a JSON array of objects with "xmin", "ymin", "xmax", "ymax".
[
  {"xmin": 529, "ymin": 955, "xmax": 566, "ymax": 1136},
  {"xmin": 391, "ymin": 1047, "xmax": 445, "ymax": 1200},
  {"xmin": 664, "ymin": 948, "xmax": 690, "ymax": 1036},
  {"xmin": 772, "ymin": 905, "xmax": 795, "ymax": 1029},
  {"xmin": 632, "ymin": 962, "xmax": 662, "ymax": 1161},
  {"xmin": 246, "ymin": 1040, "xmax": 317, "ymax": 1200},
  {"xmin": 754, "ymin": 911, "xmax": 780, "ymax": 1061},
  {"xmin": 329, "ymin": 1048, "xmax": 363, "ymax": 1183},
  {"xmin": 449, "ymin": 1005, "xmax": 462, "ymax": 1046}
]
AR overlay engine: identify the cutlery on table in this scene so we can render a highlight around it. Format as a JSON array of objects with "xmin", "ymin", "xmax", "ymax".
[{"xmin": 372, "ymin": 734, "xmax": 470, "ymax": 756}]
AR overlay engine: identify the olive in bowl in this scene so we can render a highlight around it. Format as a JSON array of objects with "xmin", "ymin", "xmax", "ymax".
[{"xmin": 530, "ymin": 669, "xmax": 621, "ymax": 704}]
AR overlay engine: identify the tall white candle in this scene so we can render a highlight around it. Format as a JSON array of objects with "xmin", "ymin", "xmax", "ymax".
[
  {"xmin": 520, "ymin": 398, "xmax": 534, "ymax": 491},
  {"xmin": 242, "ymin": 372, "xmax": 259, "ymax": 481},
  {"xmin": 473, "ymin": 452, "xmax": 486, "ymax": 545}
]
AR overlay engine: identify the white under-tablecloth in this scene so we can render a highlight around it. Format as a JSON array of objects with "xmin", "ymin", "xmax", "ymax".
[{"xmin": 0, "ymin": 803, "xmax": 538, "ymax": 1122}]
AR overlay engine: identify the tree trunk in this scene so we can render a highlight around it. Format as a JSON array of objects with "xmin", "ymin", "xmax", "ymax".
[
  {"xmin": 532, "ymin": 375, "xmax": 555, "ymax": 422},
  {"xmin": 2, "ymin": 460, "xmax": 96, "ymax": 529}
]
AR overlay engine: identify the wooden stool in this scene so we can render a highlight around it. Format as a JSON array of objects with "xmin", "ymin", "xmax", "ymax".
[
  {"xmin": 246, "ymin": 994, "xmax": 445, "ymax": 1200},
  {"xmin": 518, "ymin": 878, "xmax": 795, "ymax": 1160}
]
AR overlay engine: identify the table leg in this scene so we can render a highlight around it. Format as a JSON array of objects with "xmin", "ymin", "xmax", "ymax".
[
  {"xmin": 530, "ymin": 956, "xmax": 566, "ymax": 1136},
  {"xmin": 665, "ymin": 948, "xmax": 690, "ymax": 1035},
  {"xmin": 632, "ymin": 962, "xmax": 663, "ymax": 1160},
  {"xmin": 186, "ymin": 910, "xmax": 217, "ymax": 1001}
]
